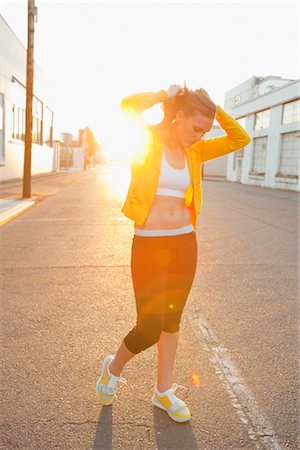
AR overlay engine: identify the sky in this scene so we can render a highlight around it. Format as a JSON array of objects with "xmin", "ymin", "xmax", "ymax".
[{"xmin": 0, "ymin": 0, "xmax": 299, "ymax": 155}]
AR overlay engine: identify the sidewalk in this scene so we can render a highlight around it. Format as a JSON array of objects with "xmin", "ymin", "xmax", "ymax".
[{"xmin": 0, "ymin": 169, "xmax": 88, "ymax": 226}]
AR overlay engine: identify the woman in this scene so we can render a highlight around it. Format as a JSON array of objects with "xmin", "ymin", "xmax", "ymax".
[{"xmin": 96, "ymin": 84, "xmax": 251, "ymax": 423}]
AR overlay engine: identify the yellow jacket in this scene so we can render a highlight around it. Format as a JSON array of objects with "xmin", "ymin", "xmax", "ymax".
[{"xmin": 120, "ymin": 90, "xmax": 251, "ymax": 232}]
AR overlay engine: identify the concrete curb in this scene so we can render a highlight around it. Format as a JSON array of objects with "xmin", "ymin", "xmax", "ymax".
[
  {"xmin": 0, "ymin": 198, "xmax": 36, "ymax": 226},
  {"xmin": 0, "ymin": 169, "xmax": 88, "ymax": 227}
]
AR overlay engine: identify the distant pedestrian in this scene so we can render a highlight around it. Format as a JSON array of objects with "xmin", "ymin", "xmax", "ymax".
[
  {"xmin": 83, "ymin": 127, "xmax": 96, "ymax": 169},
  {"xmin": 96, "ymin": 84, "xmax": 251, "ymax": 422}
]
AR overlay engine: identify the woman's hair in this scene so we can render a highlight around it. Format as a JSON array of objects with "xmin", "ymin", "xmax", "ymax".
[
  {"xmin": 151, "ymin": 86, "xmax": 216, "ymax": 143},
  {"xmin": 163, "ymin": 87, "xmax": 216, "ymax": 125}
]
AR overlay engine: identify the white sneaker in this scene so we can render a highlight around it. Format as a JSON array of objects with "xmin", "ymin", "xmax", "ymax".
[
  {"xmin": 151, "ymin": 383, "xmax": 191, "ymax": 422},
  {"xmin": 96, "ymin": 355, "xmax": 127, "ymax": 406}
]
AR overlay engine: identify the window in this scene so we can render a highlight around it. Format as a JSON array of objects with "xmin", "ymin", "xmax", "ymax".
[
  {"xmin": 237, "ymin": 117, "xmax": 246, "ymax": 129},
  {"xmin": 279, "ymin": 132, "xmax": 299, "ymax": 176},
  {"xmin": 11, "ymin": 78, "xmax": 26, "ymax": 141},
  {"xmin": 0, "ymin": 93, "xmax": 4, "ymax": 161},
  {"xmin": 254, "ymin": 109, "xmax": 270, "ymax": 130},
  {"xmin": 282, "ymin": 100, "xmax": 300, "ymax": 125},
  {"xmin": 252, "ymin": 137, "xmax": 267, "ymax": 173},
  {"xmin": 11, "ymin": 78, "xmax": 53, "ymax": 147},
  {"xmin": 233, "ymin": 149, "xmax": 244, "ymax": 170},
  {"xmin": 32, "ymin": 96, "xmax": 43, "ymax": 144},
  {"xmin": 232, "ymin": 117, "xmax": 246, "ymax": 170},
  {"xmin": 43, "ymin": 106, "xmax": 54, "ymax": 147}
]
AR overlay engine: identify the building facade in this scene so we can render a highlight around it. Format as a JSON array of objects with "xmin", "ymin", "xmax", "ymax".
[
  {"xmin": 224, "ymin": 76, "xmax": 299, "ymax": 192},
  {"xmin": 0, "ymin": 15, "xmax": 56, "ymax": 182},
  {"xmin": 202, "ymin": 124, "xmax": 227, "ymax": 178}
]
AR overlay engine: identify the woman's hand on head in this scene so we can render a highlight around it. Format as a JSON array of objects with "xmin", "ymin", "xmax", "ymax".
[{"xmin": 166, "ymin": 84, "xmax": 185, "ymax": 103}]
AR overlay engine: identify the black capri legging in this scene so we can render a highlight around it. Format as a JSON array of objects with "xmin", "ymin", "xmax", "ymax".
[{"xmin": 123, "ymin": 231, "xmax": 198, "ymax": 354}]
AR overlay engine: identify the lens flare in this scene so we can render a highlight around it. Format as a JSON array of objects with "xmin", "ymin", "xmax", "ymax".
[
  {"xmin": 191, "ymin": 371, "xmax": 200, "ymax": 388},
  {"xmin": 119, "ymin": 111, "xmax": 152, "ymax": 166},
  {"xmin": 141, "ymin": 103, "xmax": 164, "ymax": 125}
]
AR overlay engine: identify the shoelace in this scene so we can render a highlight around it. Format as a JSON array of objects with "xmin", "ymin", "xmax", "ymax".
[
  {"xmin": 164, "ymin": 383, "xmax": 187, "ymax": 408},
  {"xmin": 156, "ymin": 383, "xmax": 187, "ymax": 394},
  {"xmin": 112, "ymin": 377, "xmax": 127, "ymax": 400},
  {"xmin": 106, "ymin": 376, "xmax": 127, "ymax": 398},
  {"xmin": 170, "ymin": 383, "xmax": 186, "ymax": 392}
]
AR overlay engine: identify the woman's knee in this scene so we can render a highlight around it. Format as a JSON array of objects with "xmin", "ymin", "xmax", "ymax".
[{"xmin": 123, "ymin": 320, "xmax": 162, "ymax": 354}]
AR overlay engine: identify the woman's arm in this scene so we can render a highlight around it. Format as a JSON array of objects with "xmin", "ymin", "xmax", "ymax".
[
  {"xmin": 194, "ymin": 105, "xmax": 251, "ymax": 163},
  {"xmin": 120, "ymin": 90, "xmax": 167, "ymax": 113}
]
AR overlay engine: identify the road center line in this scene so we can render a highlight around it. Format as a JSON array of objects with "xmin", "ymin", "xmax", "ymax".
[{"xmin": 192, "ymin": 312, "xmax": 283, "ymax": 450}]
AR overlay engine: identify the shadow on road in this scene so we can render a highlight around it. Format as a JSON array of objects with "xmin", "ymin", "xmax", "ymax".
[
  {"xmin": 92, "ymin": 403, "xmax": 199, "ymax": 449},
  {"xmin": 152, "ymin": 406, "xmax": 199, "ymax": 449},
  {"xmin": 93, "ymin": 406, "xmax": 113, "ymax": 449}
]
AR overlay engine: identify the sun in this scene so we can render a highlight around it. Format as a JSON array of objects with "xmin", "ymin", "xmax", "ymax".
[{"xmin": 99, "ymin": 103, "xmax": 164, "ymax": 164}]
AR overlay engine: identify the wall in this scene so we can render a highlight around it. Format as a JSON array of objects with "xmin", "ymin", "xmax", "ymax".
[{"xmin": 0, "ymin": 15, "xmax": 56, "ymax": 181}]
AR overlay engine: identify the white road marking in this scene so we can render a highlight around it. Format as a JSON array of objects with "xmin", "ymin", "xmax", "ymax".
[{"xmin": 193, "ymin": 313, "xmax": 283, "ymax": 450}]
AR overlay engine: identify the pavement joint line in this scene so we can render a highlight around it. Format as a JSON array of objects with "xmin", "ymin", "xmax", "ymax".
[
  {"xmin": 201, "ymin": 225, "xmax": 270, "ymax": 242},
  {"xmin": 212, "ymin": 208, "xmax": 297, "ymax": 235},
  {"xmin": 21, "ymin": 218, "xmax": 101, "ymax": 222},
  {"xmin": 62, "ymin": 420, "xmax": 98, "ymax": 426},
  {"xmin": 0, "ymin": 263, "xmax": 297, "ymax": 271},
  {"xmin": 191, "ymin": 312, "xmax": 284, "ymax": 450},
  {"xmin": 1, "ymin": 265, "xmax": 131, "ymax": 270}
]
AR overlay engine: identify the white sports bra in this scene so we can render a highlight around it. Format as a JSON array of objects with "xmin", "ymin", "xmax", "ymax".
[{"xmin": 156, "ymin": 149, "xmax": 190, "ymax": 199}]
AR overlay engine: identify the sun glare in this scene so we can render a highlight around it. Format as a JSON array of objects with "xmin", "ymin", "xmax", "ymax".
[
  {"xmin": 141, "ymin": 103, "xmax": 164, "ymax": 126},
  {"xmin": 101, "ymin": 110, "xmax": 153, "ymax": 165},
  {"xmin": 94, "ymin": 102, "xmax": 165, "ymax": 201},
  {"xmin": 104, "ymin": 164, "xmax": 131, "ymax": 202},
  {"xmin": 97, "ymin": 108, "xmax": 154, "ymax": 201}
]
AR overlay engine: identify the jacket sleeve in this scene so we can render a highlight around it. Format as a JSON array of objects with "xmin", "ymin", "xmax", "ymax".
[
  {"xmin": 193, "ymin": 105, "xmax": 251, "ymax": 163},
  {"xmin": 120, "ymin": 90, "xmax": 167, "ymax": 113}
]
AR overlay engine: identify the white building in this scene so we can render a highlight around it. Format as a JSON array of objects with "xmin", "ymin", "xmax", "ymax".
[
  {"xmin": 0, "ymin": 15, "xmax": 57, "ymax": 182},
  {"xmin": 202, "ymin": 124, "xmax": 227, "ymax": 179},
  {"xmin": 224, "ymin": 76, "xmax": 299, "ymax": 192}
]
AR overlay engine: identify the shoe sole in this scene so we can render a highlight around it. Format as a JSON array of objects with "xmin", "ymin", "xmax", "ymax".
[
  {"xmin": 151, "ymin": 395, "xmax": 191, "ymax": 423},
  {"xmin": 96, "ymin": 355, "xmax": 115, "ymax": 406}
]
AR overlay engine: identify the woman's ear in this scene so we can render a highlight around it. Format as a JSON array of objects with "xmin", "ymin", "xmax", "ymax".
[{"xmin": 175, "ymin": 110, "xmax": 185, "ymax": 122}]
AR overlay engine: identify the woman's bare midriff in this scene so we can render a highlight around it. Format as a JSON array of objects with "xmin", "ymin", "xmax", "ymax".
[{"xmin": 134, "ymin": 195, "xmax": 192, "ymax": 230}]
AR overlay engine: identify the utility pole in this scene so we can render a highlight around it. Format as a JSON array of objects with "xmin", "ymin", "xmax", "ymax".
[{"xmin": 23, "ymin": 0, "xmax": 36, "ymax": 198}]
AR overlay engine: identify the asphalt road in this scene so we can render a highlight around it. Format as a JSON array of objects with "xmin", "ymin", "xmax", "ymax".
[{"xmin": 1, "ymin": 166, "xmax": 299, "ymax": 450}]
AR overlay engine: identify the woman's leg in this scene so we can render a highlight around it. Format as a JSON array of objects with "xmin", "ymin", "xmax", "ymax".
[
  {"xmin": 156, "ymin": 232, "xmax": 198, "ymax": 391},
  {"xmin": 109, "ymin": 340, "xmax": 136, "ymax": 377},
  {"xmin": 157, "ymin": 330, "xmax": 180, "ymax": 392},
  {"xmin": 110, "ymin": 236, "xmax": 168, "ymax": 376}
]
